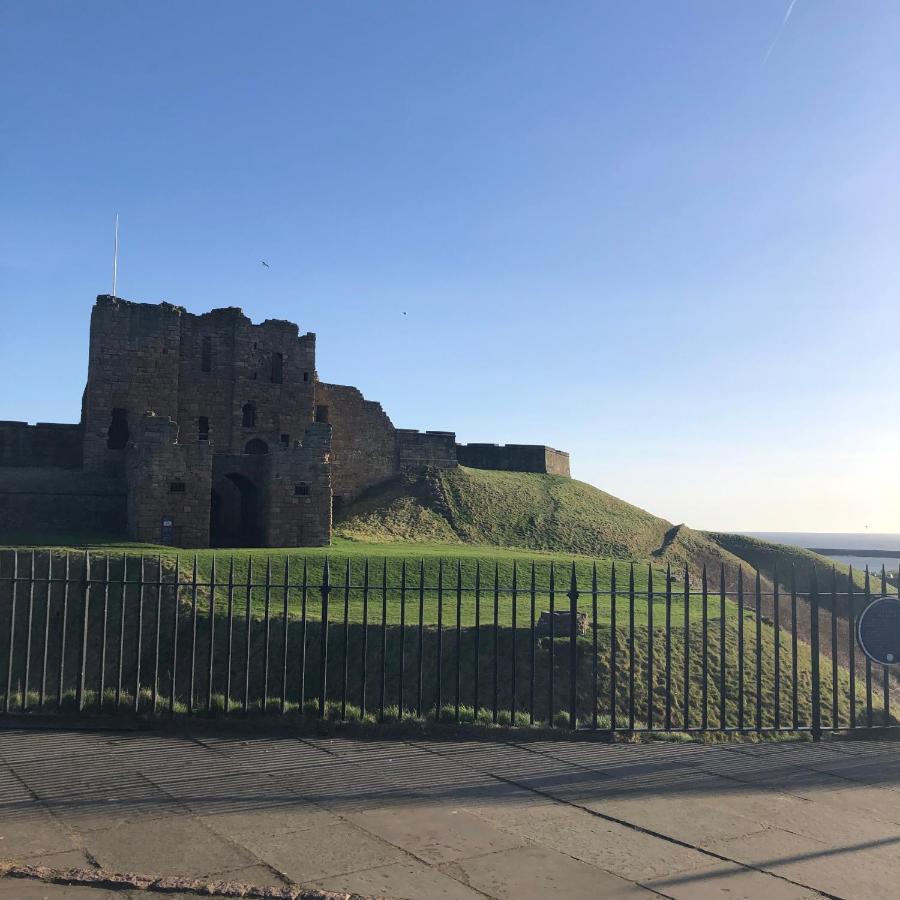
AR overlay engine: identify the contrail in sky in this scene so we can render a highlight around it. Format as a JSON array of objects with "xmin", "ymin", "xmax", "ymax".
[{"xmin": 763, "ymin": 0, "xmax": 799, "ymax": 66}]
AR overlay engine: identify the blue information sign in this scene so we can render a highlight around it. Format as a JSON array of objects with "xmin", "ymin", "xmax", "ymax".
[{"xmin": 857, "ymin": 596, "xmax": 900, "ymax": 666}]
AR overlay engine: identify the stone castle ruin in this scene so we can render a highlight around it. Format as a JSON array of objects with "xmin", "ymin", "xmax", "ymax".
[{"xmin": 0, "ymin": 296, "xmax": 570, "ymax": 547}]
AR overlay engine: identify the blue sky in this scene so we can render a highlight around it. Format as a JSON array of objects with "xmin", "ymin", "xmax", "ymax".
[{"xmin": 2, "ymin": 2, "xmax": 898, "ymax": 532}]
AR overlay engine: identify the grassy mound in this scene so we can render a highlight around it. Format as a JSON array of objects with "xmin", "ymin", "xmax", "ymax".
[{"xmin": 334, "ymin": 467, "xmax": 842, "ymax": 590}]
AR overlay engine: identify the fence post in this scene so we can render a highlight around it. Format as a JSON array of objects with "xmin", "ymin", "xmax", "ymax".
[
  {"xmin": 319, "ymin": 557, "xmax": 330, "ymax": 718},
  {"xmin": 568, "ymin": 562, "xmax": 579, "ymax": 730},
  {"xmin": 77, "ymin": 552, "xmax": 90, "ymax": 712},
  {"xmin": 810, "ymin": 569, "xmax": 822, "ymax": 742}
]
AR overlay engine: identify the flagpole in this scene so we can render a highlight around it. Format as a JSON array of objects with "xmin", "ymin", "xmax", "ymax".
[{"xmin": 112, "ymin": 214, "xmax": 119, "ymax": 296}]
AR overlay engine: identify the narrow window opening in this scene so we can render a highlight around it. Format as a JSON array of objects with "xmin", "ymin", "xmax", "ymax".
[
  {"xmin": 198, "ymin": 416, "xmax": 210, "ymax": 442},
  {"xmin": 170, "ymin": 481, "xmax": 186, "ymax": 493},
  {"xmin": 242, "ymin": 403, "xmax": 256, "ymax": 428},
  {"xmin": 294, "ymin": 482, "xmax": 310, "ymax": 496},
  {"xmin": 280, "ymin": 433, "xmax": 290, "ymax": 446},
  {"xmin": 201, "ymin": 336, "xmax": 212, "ymax": 372},
  {"xmin": 302, "ymin": 371, "xmax": 310, "ymax": 383},
  {"xmin": 107, "ymin": 407, "xmax": 129, "ymax": 450},
  {"xmin": 271, "ymin": 351, "xmax": 284, "ymax": 384},
  {"xmin": 315, "ymin": 404, "xmax": 329, "ymax": 423}
]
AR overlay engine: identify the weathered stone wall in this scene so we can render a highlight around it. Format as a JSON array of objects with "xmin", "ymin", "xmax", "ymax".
[
  {"xmin": 456, "ymin": 443, "xmax": 571, "ymax": 477},
  {"xmin": 263, "ymin": 423, "xmax": 332, "ymax": 547},
  {"xmin": 125, "ymin": 413, "xmax": 213, "ymax": 548},
  {"xmin": 543, "ymin": 447, "xmax": 571, "ymax": 477},
  {"xmin": 314, "ymin": 383, "xmax": 397, "ymax": 504},
  {"xmin": 177, "ymin": 307, "xmax": 316, "ymax": 455},
  {"xmin": 397, "ymin": 430, "xmax": 458, "ymax": 472},
  {"xmin": 0, "ymin": 467, "xmax": 125, "ymax": 535},
  {"xmin": 0, "ymin": 422, "xmax": 82, "ymax": 469},
  {"xmin": 82, "ymin": 296, "xmax": 183, "ymax": 475}
]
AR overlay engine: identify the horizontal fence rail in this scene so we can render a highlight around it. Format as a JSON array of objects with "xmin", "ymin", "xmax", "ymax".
[{"xmin": 1, "ymin": 550, "xmax": 898, "ymax": 737}]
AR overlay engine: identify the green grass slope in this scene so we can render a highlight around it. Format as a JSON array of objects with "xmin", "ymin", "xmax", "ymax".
[{"xmin": 334, "ymin": 467, "xmax": 814, "ymax": 588}]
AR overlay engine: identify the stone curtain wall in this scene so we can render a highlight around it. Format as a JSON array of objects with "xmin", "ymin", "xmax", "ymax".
[
  {"xmin": 0, "ymin": 467, "xmax": 125, "ymax": 535},
  {"xmin": 543, "ymin": 447, "xmax": 571, "ymax": 477},
  {"xmin": 397, "ymin": 430, "xmax": 458, "ymax": 472},
  {"xmin": 456, "ymin": 443, "xmax": 571, "ymax": 477},
  {"xmin": 314, "ymin": 383, "xmax": 398, "ymax": 504},
  {"xmin": 125, "ymin": 414, "xmax": 213, "ymax": 548},
  {"xmin": 0, "ymin": 422, "xmax": 82, "ymax": 469}
]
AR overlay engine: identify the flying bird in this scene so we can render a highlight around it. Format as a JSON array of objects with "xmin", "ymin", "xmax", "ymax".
[{"xmin": 261, "ymin": 260, "xmax": 270, "ymax": 269}]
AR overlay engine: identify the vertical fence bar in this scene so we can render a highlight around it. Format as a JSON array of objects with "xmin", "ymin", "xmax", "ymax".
[
  {"xmin": 592, "ymin": 562, "xmax": 599, "ymax": 730},
  {"xmin": 170, "ymin": 554, "xmax": 180, "ymax": 716},
  {"xmin": 435, "ymin": 559, "xmax": 443, "ymax": 721},
  {"xmin": 57, "ymin": 552, "xmax": 70, "ymax": 711},
  {"xmin": 831, "ymin": 566, "xmax": 839, "ymax": 730},
  {"xmin": 883, "ymin": 566, "xmax": 890, "ymax": 726},
  {"xmin": 341, "ymin": 558, "xmax": 351, "ymax": 721},
  {"xmin": 664, "ymin": 564, "xmax": 672, "ymax": 731},
  {"xmin": 493, "ymin": 562, "xmax": 499, "ymax": 724},
  {"xmin": 243, "ymin": 557, "xmax": 252, "ymax": 715},
  {"xmin": 401, "ymin": 560, "xmax": 408, "ymax": 717},
  {"xmin": 773, "ymin": 565, "xmax": 780, "ymax": 729},
  {"xmin": 647, "ymin": 565, "xmax": 654, "ymax": 731},
  {"xmin": 549, "ymin": 561, "xmax": 556, "ymax": 727},
  {"xmin": 810, "ymin": 569, "xmax": 822, "ymax": 741},
  {"xmin": 5, "ymin": 551, "xmax": 18, "ymax": 712},
  {"xmin": 627, "ymin": 563, "xmax": 635, "ymax": 731},
  {"xmin": 134, "ymin": 556, "xmax": 144, "ymax": 713},
  {"xmin": 568, "ymin": 562, "xmax": 578, "ymax": 730},
  {"xmin": 299, "ymin": 559, "xmax": 308, "ymax": 712},
  {"xmin": 262, "ymin": 557, "xmax": 271, "ymax": 712},
  {"xmin": 319, "ymin": 558, "xmax": 331, "ymax": 718},
  {"xmin": 95, "ymin": 554, "xmax": 108, "ymax": 711},
  {"xmin": 865, "ymin": 567, "xmax": 872, "ymax": 727},
  {"xmin": 529, "ymin": 562, "xmax": 535, "ymax": 725},
  {"xmin": 360, "ymin": 559, "xmax": 369, "ymax": 718},
  {"xmin": 381, "ymin": 558, "xmax": 389, "ymax": 722},
  {"xmin": 719, "ymin": 564, "xmax": 726, "ymax": 730},
  {"xmin": 152, "ymin": 556, "xmax": 162, "ymax": 714},
  {"xmin": 280, "ymin": 557, "xmax": 289, "ymax": 715},
  {"xmin": 454, "ymin": 560, "xmax": 460, "ymax": 722},
  {"xmin": 475, "ymin": 561, "xmax": 481, "ymax": 722},
  {"xmin": 848, "ymin": 568, "xmax": 856, "ymax": 729},
  {"xmin": 736, "ymin": 567, "xmax": 743, "ymax": 731},
  {"xmin": 22, "ymin": 552, "xmax": 35, "ymax": 711},
  {"xmin": 682, "ymin": 564, "xmax": 689, "ymax": 729},
  {"xmin": 40, "ymin": 551, "xmax": 53, "ymax": 709},
  {"xmin": 224, "ymin": 556, "xmax": 234, "ymax": 715},
  {"xmin": 417, "ymin": 559, "xmax": 425, "ymax": 718},
  {"xmin": 755, "ymin": 569, "xmax": 763, "ymax": 732},
  {"xmin": 77, "ymin": 552, "xmax": 91, "ymax": 713},
  {"xmin": 701, "ymin": 565, "xmax": 709, "ymax": 731},
  {"xmin": 610, "ymin": 563, "xmax": 618, "ymax": 731},
  {"xmin": 188, "ymin": 555, "xmax": 198, "ymax": 715},
  {"xmin": 207, "ymin": 554, "xmax": 216, "ymax": 714},
  {"xmin": 791, "ymin": 566, "xmax": 799, "ymax": 729},
  {"xmin": 116, "ymin": 555, "xmax": 127, "ymax": 710},
  {"xmin": 512, "ymin": 561, "xmax": 519, "ymax": 724}
]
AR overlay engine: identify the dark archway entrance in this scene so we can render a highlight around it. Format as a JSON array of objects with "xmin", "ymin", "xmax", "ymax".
[{"xmin": 210, "ymin": 472, "xmax": 262, "ymax": 547}]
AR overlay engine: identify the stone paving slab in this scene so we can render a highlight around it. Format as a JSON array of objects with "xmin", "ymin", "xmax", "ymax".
[{"xmin": 3, "ymin": 726, "xmax": 900, "ymax": 898}]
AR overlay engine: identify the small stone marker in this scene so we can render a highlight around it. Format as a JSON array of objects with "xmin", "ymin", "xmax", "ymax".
[
  {"xmin": 537, "ymin": 609, "xmax": 588, "ymax": 636},
  {"xmin": 857, "ymin": 596, "xmax": 900, "ymax": 665}
]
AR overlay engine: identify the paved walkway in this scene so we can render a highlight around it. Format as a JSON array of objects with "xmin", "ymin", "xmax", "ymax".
[{"xmin": 1, "ymin": 726, "xmax": 899, "ymax": 899}]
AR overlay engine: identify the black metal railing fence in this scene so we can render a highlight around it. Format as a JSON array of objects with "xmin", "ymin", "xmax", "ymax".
[{"xmin": 1, "ymin": 550, "xmax": 897, "ymax": 737}]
